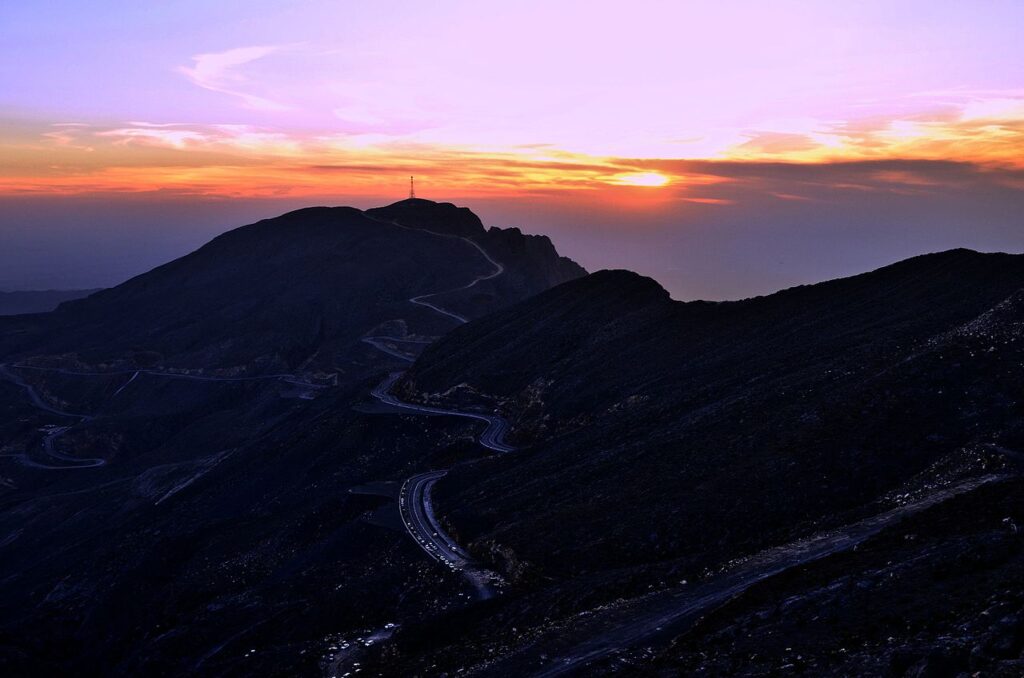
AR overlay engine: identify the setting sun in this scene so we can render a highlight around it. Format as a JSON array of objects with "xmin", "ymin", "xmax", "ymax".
[{"xmin": 610, "ymin": 172, "xmax": 670, "ymax": 187}]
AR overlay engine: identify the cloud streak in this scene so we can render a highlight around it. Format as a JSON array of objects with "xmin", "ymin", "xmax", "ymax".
[
  {"xmin": 3, "ymin": 116, "xmax": 1021, "ymax": 207},
  {"xmin": 178, "ymin": 45, "xmax": 294, "ymax": 111},
  {"xmin": 3, "ymin": 97, "xmax": 1023, "ymax": 204}
]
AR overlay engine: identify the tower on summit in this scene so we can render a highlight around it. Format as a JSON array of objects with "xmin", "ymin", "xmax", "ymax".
[{"xmin": 409, "ymin": 175, "xmax": 415, "ymax": 199}]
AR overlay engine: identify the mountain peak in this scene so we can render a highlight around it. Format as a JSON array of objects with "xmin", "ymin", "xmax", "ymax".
[
  {"xmin": 366, "ymin": 199, "xmax": 485, "ymax": 237},
  {"xmin": 569, "ymin": 269, "xmax": 672, "ymax": 305}
]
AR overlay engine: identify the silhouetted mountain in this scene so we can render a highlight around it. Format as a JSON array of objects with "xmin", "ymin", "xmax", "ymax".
[
  {"xmin": 0, "ymin": 201, "xmax": 583, "ymax": 371},
  {"xmin": 0, "ymin": 288, "xmax": 100, "ymax": 316},
  {"xmin": 367, "ymin": 198, "xmax": 487, "ymax": 238},
  {"xmin": 401, "ymin": 249, "xmax": 1024, "ymax": 569},
  {"xmin": 0, "ymin": 199, "xmax": 584, "ymax": 675},
  {"xmin": 367, "ymin": 198, "xmax": 585, "ymax": 319}
]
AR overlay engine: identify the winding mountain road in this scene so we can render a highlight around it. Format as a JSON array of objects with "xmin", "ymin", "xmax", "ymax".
[
  {"xmin": 400, "ymin": 471, "xmax": 497, "ymax": 599},
  {"xmin": 0, "ymin": 363, "xmax": 105, "ymax": 469},
  {"xmin": 12, "ymin": 363, "xmax": 323, "ymax": 387},
  {"xmin": 1, "ymin": 363, "xmax": 324, "ymax": 470},
  {"xmin": 365, "ymin": 212, "xmax": 507, "ymax": 326},
  {"xmin": 359, "ymin": 219, "xmax": 514, "ymax": 596},
  {"xmin": 370, "ymin": 371, "xmax": 514, "ymax": 454},
  {"xmin": 409, "ymin": 236, "xmax": 506, "ymax": 323},
  {"xmin": 360, "ymin": 336, "xmax": 421, "ymax": 363}
]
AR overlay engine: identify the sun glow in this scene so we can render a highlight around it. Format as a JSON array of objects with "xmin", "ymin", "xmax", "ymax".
[{"xmin": 611, "ymin": 172, "xmax": 670, "ymax": 187}]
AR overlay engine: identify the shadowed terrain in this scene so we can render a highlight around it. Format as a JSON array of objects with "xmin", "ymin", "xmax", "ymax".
[
  {"xmin": 380, "ymin": 249, "xmax": 1024, "ymax": 674},
  {"xmin": 0, "ymin": 199, "xmax": 583, "ymax": 676},
  {"xmin": 1, "ymin": 200, "xmax": 1021, "ymax": 676}
]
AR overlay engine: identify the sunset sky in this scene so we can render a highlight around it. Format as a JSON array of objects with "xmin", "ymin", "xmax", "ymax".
[{"xmin": 2, "ymin": 1, "xmax": 1023, "ymax": 298}]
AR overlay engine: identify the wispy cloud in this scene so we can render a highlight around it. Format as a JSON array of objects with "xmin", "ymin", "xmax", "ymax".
[
  {"xmin": 98, "ymin": 125, "xmax": 211, "ymax": 148},
  {"xmin": 718, "ymin": 93, "xmax": 1024, "ymax": 166},
  {"xmin": 178, "ymin": 45, "xmax": 295, "ymax": 111},
  {"xmin": 41, "ymin": 123, "xmax": 94, "ymax": 151},
  {"xmin": 6, "ymin": 88, "xmax": 1024, "ymax": 202}
]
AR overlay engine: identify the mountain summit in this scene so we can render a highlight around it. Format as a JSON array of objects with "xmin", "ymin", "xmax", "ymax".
[
  {"xmin": 0, "ymin": 200, "xmax": 584, "ymax": 371},
  {"xmin": 367, "ymin": 198, "xmax": 486, "ymax": 237}
]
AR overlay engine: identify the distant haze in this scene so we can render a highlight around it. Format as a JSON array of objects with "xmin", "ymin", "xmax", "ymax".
[
  {"xmin": 3, "ymin": 2, "xmax": 1023, "ymax": 298},
  {"xmin": 3, "ymin": 164, "xmax": 1022, "ymax": 300}
]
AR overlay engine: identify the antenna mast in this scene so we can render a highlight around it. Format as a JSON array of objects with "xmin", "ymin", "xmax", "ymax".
[{"xmin": 409, "ymin": 175, "xmax": 415, "ymax": 199}]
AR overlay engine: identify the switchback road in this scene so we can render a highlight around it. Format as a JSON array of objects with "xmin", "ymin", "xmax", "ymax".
[
  {"xmin": 359, "ymin": 222, "xmax": 512, "ymax": 598},
  {"xmin": 12, "ymin": 363, "xmax": 324, "ymax": 388},
  {"xmin": 0, "ymin": 363, "xmax": 323, "ymax": 470},
  {"xmin": 365, "ymin": 213, "xmax": 507, "ymax": 326},
  {"xmin": 0, "ymin": 363, "xmax": 105, "ymax": 469},
  {"xmin": 371, "ymin": 372, "xmax": 514, "ymax": 454}
]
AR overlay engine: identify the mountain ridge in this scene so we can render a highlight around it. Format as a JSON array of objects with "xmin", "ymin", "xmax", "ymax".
[
  {"xmin": 1, "ymin": 199, "xmax": 585, "ymax": 372},
  {"xmin": 395, "ymin": 246, "xmax": 1024, "ymax": 576},
  {"xmin": 1, "ymin": 199, "xmax": 1022, "ymax": 676},
  {"xmin": 363, "ymin": 245, "xmax": 1024, "ymax": 674}
]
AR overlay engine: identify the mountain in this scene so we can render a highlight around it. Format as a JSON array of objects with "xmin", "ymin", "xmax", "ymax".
[
  {"xmin": 367, "ymin": 197, "xmax": 487, "ymax": 238},
  {"xmin": 0, "ymin": 289, "xmax": 101, "ymax": 316},
  {"xmin": 376, "ymin": 249, "xmax": 1024, "ymax": 674},
  {"xmin": 367, "ymin": 198, "xmax": 585, "ymax": 320},
  {"xmin": 398, "ymin": 248, "xmax": 1024, "ymax": 574},
  {"xmin": 1, "ymin": 201, "xmax": 1022, "ymax": 678},
  {"xmin": 0, "ymin": 199, "xmax": 584, "ymax": 676},
  {"xmin": 0, "ymin": 201, "xmax": 583, "ymax": 371}
]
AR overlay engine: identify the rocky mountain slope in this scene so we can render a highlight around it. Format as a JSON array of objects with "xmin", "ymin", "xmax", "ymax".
[
  {"xmin": 0, "ymin": 199, "xmax": 582, "ymax": 676},
  {"xmin": 0, "ymin": 200, "xmax": 583, "ymax": 372},
  {"xmin": 400, "ymin": 250, "xmax": 1024, "ymax": 574},
  {"xmin": 372, "ymin": 248, "xmax": 1024, "ymax": 674},
  {"xmin": 367, "ymin": 198, "xmax": 585, "ymax": 320},
  {"xmin": 1, "ymin": 200, "xmax": 1021, "ymax": 676}
]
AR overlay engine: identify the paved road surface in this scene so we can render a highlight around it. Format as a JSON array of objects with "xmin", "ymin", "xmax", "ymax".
[
  {"xmin": 0, "ymin": 363, "xmax": 105, "ymax": 468},
  {"xmin": 1, "ymin": 363, "xmax": 321, "ymax": 470},
  {"xmin": 358, "ymin": 224, "xmax": 512, "ymax": 597},
  {"xmin": 0, "ymin": 363, "xmax": 89, "ymax": 418},
  {"xmin": 13, "ymin": 363, "xmax": 323, "ymax": 388},
  {"xmin": 409, "ymin": 237, "xmax": 505, "ymax": 323},
  {"xmin": 371, "ymin": 372, "xmax": 514, "ymax": 454},
  {"xmin": 399, "ymin": 470, "xmax": 497, "ymax": 599},
  {"xmin": 365, "ymin": 213, "xmax": 506, "ymax": 326},
  {"xmin": 367, "ymin": 369, "xmax": 511, "ymax": 597},
  {"xmin": 360, "ymin": 336, "xmax": 419, "ymax": 363},
  {"xmin": 484, "ymin": 474, "xmax": 1006, "ymax": 677}
]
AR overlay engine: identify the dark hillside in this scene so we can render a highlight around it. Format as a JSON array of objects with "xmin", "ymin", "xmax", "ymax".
[
  {"xmin": 400, "ymin": 250, "xmax": 1024, "ymax": 579},
  {"xmin": 0, "ymin": 201, "xmax": 585, "ymax": 372}
]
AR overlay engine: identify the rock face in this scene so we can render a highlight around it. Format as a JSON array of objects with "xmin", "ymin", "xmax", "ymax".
[
  {"xmin": 367, "ymin": 199, "xmax": 586, "ymax": 319},
  {"xmin": 481, "ymin": 225, "xmax": 589, "ymax": 294}
]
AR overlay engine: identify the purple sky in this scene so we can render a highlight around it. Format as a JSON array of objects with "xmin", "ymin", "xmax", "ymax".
[{"xmin": 2, "ymin": 1, "xmax": 1023, "ymax": 298}]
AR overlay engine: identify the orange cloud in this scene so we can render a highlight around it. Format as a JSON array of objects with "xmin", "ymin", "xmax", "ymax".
[{"xmin": 2, "ymin": 91, "xmax": 1023, "ymax": 203}]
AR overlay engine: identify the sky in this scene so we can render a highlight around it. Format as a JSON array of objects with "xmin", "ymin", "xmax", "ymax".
[{"xmin": 1, "ymin": 1, "xmax": 1023, "ymax": 298}]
